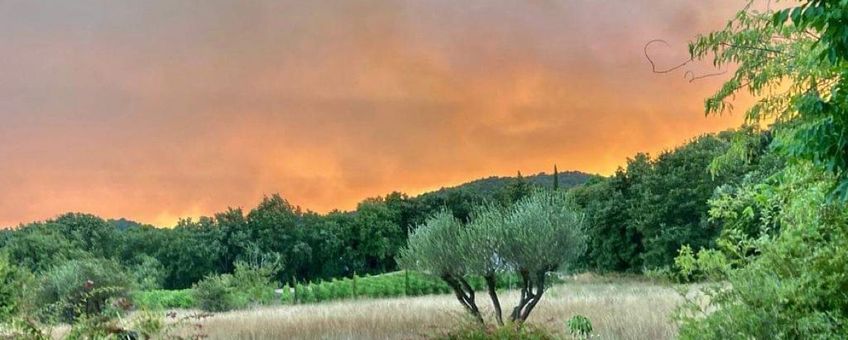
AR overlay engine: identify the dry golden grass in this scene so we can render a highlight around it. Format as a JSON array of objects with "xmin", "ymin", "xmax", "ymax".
[
  {"xmin": 183, "ymin": 277, "xmax": 681, "ymax": 340},
  {"xmin": 46, "ymin": 276, "xmax": 682, "ymax": 339}
]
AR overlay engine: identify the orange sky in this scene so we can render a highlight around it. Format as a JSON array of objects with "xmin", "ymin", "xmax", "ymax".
[{"xmin": 0, "ymin": 0, "xmax": 751, "ymax": 227}]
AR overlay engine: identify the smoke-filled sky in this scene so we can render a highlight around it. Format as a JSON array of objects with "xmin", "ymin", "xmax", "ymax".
[{"xmin": 0, "ymin": 0, "xmax": 750, "ymax": 227}]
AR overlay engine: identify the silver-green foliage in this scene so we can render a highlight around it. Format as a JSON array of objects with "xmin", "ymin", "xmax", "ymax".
[
  {"xmin": 398, "ymin": 190, "xmax": 587, "ymax": 325},
  {"xmin": 397, "ymin": 210, "xmax": 465, "ymax": 278},
  {"xmin": 498, "ymin": 192, "xmax": 587, "ymax": 274},
  {"xmin": 400, "ymin": 191, "xmax": 586, "ymax": 280}
]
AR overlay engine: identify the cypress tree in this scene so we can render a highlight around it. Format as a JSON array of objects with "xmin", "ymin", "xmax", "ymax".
[{"xmin": 553, "ymin": 164, "xmax": 559, "ymax": 190}]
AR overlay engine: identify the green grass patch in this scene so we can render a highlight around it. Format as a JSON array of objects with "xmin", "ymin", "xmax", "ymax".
[
  {"xmin": 281, "ymin": 271, "xmax": 553, "ymax": 304},
  {"xmin": 133, "ymin": 289, "xmax": 195, "ymax": 310},
  {"xmin": 131, "ymin": 271, "xmax": 563, "ymax": 309}
]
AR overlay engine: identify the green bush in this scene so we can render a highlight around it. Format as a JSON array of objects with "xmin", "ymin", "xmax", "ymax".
[
  {"xmin": 133, "ymin": 289, "xmax": 195, "ymax": 310},
  {"xmin": 276, "ymin": 271, "xmax": 536, "ymax": 305},
  {"xmin": 279, "ymin": 286, "xmax": 293, "ymax": 304},
  {"xmin": 192, "ymin": 260, "xmax": 278, "ymax": 312},
  {"xmin": 0, "ymin": 253, "xmax": 35, "ymax": 321},
  {"xmin": 232, "ymin": 261, "xmax": 276, "ymax": 306},
  {"xmin": 676, "ymin": 165, "xmax": 848, "ymax": 338},
  {"xmin": 567, "ymin": 315, "xmax": 593, "ymax": 339},
  {"xmin": 193, "ymin": 274, "xmax": 237, "ymax": 312},
  {"xmin": 127, "ymin": 255, "xmax": 166, "ymax": 291},
  {"xmin": 35, "ymin": 258, "xmax": 133, "ymax": 322},
  {"xmin": 301, "ymin": 286, "xmax": 316, "ymax": 303}
]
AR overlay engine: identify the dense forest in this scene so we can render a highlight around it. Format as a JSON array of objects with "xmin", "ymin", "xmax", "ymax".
[
  {"xmin": 0, "ymin": 170, "xmax": 591, "ymax": 289},
  {"xmin": 0, "ymin": 128, "xmax": 767, "ymax": 291}
]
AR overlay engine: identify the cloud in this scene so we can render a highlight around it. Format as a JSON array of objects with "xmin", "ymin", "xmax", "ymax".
[{"xmin": 0, "ymin": 0, "xmax": 747, "ymax": 227}]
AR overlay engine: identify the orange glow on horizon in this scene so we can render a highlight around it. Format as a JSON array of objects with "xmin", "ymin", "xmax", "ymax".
[{"xmin": 0, "ymin": 0, "xmax": 750, "ymax": 228}]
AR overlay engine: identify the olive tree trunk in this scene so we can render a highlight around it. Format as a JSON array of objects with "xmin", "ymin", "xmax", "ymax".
[
  {"xmin": 484, "ymin": 273, "xmax": 504, "ymax": 326},
  {"xmin": 441, "ymin": 274, "xmax": 484, "ymax": 325},
  {"xmin": 510, "ymin": 269, "xmax": 548, "ymax": 325}
]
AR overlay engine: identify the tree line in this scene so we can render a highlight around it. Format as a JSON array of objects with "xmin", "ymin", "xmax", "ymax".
[
  {"xmin": 0, "ymin": 127, "xmax": 771, "ymax": 292},
  {"xmin": 0, "ymin": 170, "xmax": 591, "ymax": 290}
]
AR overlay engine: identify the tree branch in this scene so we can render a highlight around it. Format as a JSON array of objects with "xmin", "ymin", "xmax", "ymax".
[{"xmin": 644, "ymin": 39, "xmax": 692, "ymax": 74}]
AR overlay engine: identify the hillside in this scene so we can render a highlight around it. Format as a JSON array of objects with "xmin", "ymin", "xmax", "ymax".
[{"xmin": 418, "ymin": 170, "xmax": 595, "ymax": 200}]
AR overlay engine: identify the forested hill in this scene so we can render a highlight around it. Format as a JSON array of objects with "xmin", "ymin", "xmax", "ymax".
[
  {"xmin": 0, "ymin": 129, "xmax": 777, "ymax": 290},
  {"xmin": 100, "ymin": 170, "xmax": 593, "ymax": 230},
  {"xmin": 419, "ymin": 170, "xmax": 593, "ymax": 200}
]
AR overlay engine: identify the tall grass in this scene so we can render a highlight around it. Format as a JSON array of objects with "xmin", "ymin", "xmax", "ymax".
[{"xmin": 172, "ymin": 278, "xmax": 681, "ymax": 339}]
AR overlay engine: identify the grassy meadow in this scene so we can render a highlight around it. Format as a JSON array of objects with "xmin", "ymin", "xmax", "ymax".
[
  {"xmin": 45, "ymin": 275, "xmax": 681, "ymax": 339},
  {"xmin": 193, "ymin": 280, "xmax": 679, "ymax": 340}
]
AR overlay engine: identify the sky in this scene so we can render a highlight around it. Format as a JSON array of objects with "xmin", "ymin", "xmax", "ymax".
[{"xmin": 0, "ymin": 0, "xmax": 751, "ymax": 227}]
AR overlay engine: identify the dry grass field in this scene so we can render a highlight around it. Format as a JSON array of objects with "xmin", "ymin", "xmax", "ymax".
[
  {"xmin": 180, "ymin": 276, "xmax": 681, "ymax": 340},
  {"xmin": 45, "ymin": 276, "xmax": 682, "ymax": 339}
]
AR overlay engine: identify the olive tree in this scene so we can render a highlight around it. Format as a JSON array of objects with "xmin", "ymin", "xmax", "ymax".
[
  {"xmin": 398, "ymin": 191, "xmax": 587, "ymax": 327},
  {"xmin": 499, "ymin": 191, "xmax": 586, "ymax": 324},
  {"xmin": 397, "ymin": 210, "xmax": 484, "ymax": 324},
  {"xmin": 459, "ymin": 202, "xmax": 508, "ymax": 325}
]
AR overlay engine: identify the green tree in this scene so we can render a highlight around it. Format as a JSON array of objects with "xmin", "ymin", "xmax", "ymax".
[
  {"xmin": 553, "ymin": 165, "xmax": 560, "ymax": 191},
  {"xmin": 677, "ymin": 164, "xmax": 848, "ymax": 338},
  {"xmin": 499, "ymin": 191, "xmax": 587, "ymax": 324},
  {"xmin": 352, "ymin": 198, "xmax": 405, "ymax": 273},
  {"xmin": 673, "ymin": 1, "xmax": 848, "ymax": 338},
  {"xmin": 399, "ymin": 191, "xmax": 587, "ymax": 327},
  {"xmin": 498, "ymin": 171, "xmax": 534, "ymax": 205},
  {"xmin": 157, "ymin": 219, "xmax": 226, "ymax": 289},
  {"xmin": 398, "ymin": 210, "xmax": 483, "ymax": 323},
  {"xmin": 3, "ymin": 224, "xmax": 88, "ymax": 273},
  {"xmin": 568, "ymin": 170, "xmax": 642, "ymax": 272},
  {"xmin": 690, "ymin": 0, "xmax": 848, "ymax": 198},
  {"xmin": 52, "ymin": 213, "xmax": 119, "ymax": 259},
  {"xmin": 631, "ymin": 134, "xmax": 736, "ymax": 269},
  {"xmin": 127, "ymin": 255, "xmax": 166, "ymax": 291}
]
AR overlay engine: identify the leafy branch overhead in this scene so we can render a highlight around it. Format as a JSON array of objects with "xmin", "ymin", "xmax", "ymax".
[{"xmin": 687, "ymin": 0, "xmax": 848, "ymax": 199}]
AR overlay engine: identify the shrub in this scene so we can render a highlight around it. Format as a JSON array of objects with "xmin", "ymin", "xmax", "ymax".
[
  {"xmin": 133, "ymin": 289, "xmax": 195, "ymax": 310},
  {"xmin": 59, "ymin": 307, "xmax": 211, "ymax": 340},
  {"xmin": 127, "ymin": 255, "xmax": 166, "ymax": 291},
  {"xmin": 0, "ymin": 253, "xmax": 33, "ymax": 321},
  {"xmin": 301, "ymin": 286, "xmax": 316, "ymax": 303},
  {"xmin": 192, "ymin": 260, "xmax": 278, "ymax": 312},
  {"xmin": 279, "ymin": 286, "xmax": 293, "ymax": 304},
  {"xmin": 316, "ymin": 283, "xmax": 332, "ymax": 302},
  {"xmin": 275, "ymin": 270, "xmax": 511, "ymax": 305},
  {"xmin": 676, "ymin": 165, "xmax": 848, "ymax": 338},
  {"xmin": 35, "ymin": 258, "xmax": 133, "ymax": 322},
  {"xmin": 232, "ymin": 261, "xmax": 276, "ymax": 306},
  {"xmin": 193, "ymin": 274, "xmax": 238, "ymax": 312},
  {"xmin": 567, "ymin": 315, "xmax": 593, "ymax": 339}
]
